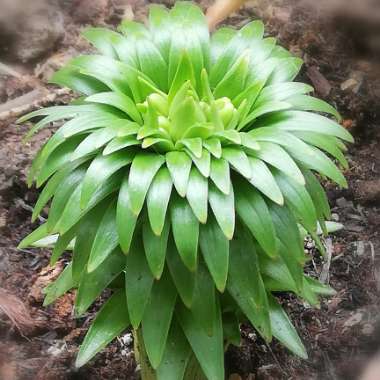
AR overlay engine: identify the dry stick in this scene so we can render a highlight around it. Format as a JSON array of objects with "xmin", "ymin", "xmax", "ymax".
[
  {"xmin": 0, "ymin": 88, "xmax": 71, "ymax": 122},
  {"xmin": 0, "ymin": 62, "xmax": 23, "ymax": 79},
  {"xmin": 319, "ymin": 237, "xmax": 333, "ymax": 284},
  {"xmin": 206, "ymin": 0, "xmax": 247, "ymax": 30}
]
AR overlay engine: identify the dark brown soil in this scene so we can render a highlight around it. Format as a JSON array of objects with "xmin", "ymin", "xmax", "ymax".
[{"xmin": 0, "ymin": 1, "xmax": 379, "ymax": 379}]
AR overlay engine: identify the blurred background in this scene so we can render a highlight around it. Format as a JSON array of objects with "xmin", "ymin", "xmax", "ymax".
[{"xmin": 0, "ymin": 1, "xmax": 379, "ymax": 380}]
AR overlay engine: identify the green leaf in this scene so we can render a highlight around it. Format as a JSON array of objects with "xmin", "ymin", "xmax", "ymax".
[
  {"xmin": 50, "ymin": 66, "xmax": 109, "ymax": 95},
  {"xmin": 125, "ymin": 235, "xmax": 154, "ymax": 328},
  {"xmin": 36, "ymin": 135, "xmax": 84, "ymax": 186},
  {"xmin": 255, "ymin": 82, "xmax": 313, "ymax": 107},
  {"xmin": 170, "ymin": 195, "xmax": 199, "ymax": 272},
  {"xmin": 86, "ymin": 92, "xmax": 142, "ymax": 123},
  {"xmin": 76, "ymin": 290, "xmax": 130, "ymax": 367},
  {"xmin": 208, "ymin": 183, "xmax": 235, "ymax": 240},
  {"xmin": 180, "ymin": 138, "xmax": 203, "ymax": 159},
  {"xmin": 87, "ymin": 201, "xmax": 118, "ymax": 272},
  {"xmin": 227, "ymin": 231, "xmax": 272, "ymax": 341},
  {"xmin": 18, "ymin": 223, "xmax": 49, "ymax": 249},
  {"xmin": 57, "ymin": 172, "xmax": 122, "ymax": 235},
  {"xmin": 142, "ymin": 269, "xmax": 177, "ymax": 369},
  {"xmin": 75, "ymin": 248, "xmax": 125, "ymax": 316},
  {"xmin": 191, "ymin": 263, "xmax": 216, "ymax": 336},
  {"xmin": 222, "ymin": 147, "xmax": 251, "ymax": 179},
  {"xmin": 32, "ymin": 160, "xmax": 86, "ymax": 222},
  {"xmin": 250, "ymin": 141, "xmax": 304, "ymax": 185},
  {"xmin": 260, "ymin": 253, "xmax": 297, "ymax": 293},
  {"xmin": 166, "ymin": 151, "xmax": 192, "ymax": 197},
  {"xmin": 166, "ymin": 237, "xmax": 196, "ymax": 308},
  {"xmin": 156, "ymin": 319, "xmax": 191, "ymax": 380},
  {"xmin": 213, "ymin": 52, "xmax": 250, "ymax": 99},
  {"xmin": 168, "ymin": 52, "xmax": 196, "ymax": 102},
  {"xmin": 82, "ymin": 27, "xmax": 122, "ymax": 59},
  {"xmin": 293, "ymin": 131, "xmax": 348, "ymax": 169},
  {"xmin": 242, "ymin": 101, "xmax": 291, "ymax": 125},
  {"xmin": 223, "ymin": 313, "xmax": 241, "ymax": 347},
  {"xmin": 259, "ymin": 110, "xmax": 353, "ymax": 143},
  {"xmin": 103, "ymin": 136, "xmax": 140, "ymax": 155},
  {"xmin": 303, "ymin": 168, "xmax": 331, "ymax": 220},
  {"xmin": 235, "ymin": 179, "xmax": 277, "ymax": 257},
  {"xmin": 210, "ymin": 20, "xmax": 264, "ymax": 86},
  {"xmin": 148, "ymin": 4, "xmax": 171, "ymax": 61},
  {"xmin": 186, "ymin": 167, "xmax": 208, "ymax": 223},
  {"xmin": 117, "ymin": 175, "xmax": 138, "ymax": 253},
  {"xmin": 81, "ymin": 151, "xmax": 134, "ymax": 209},
  {"xmin": 247, "ymin": 157, "xmax": 284, "ymax": 205},
  {"xmin": 249, "ymin": 128, "xmax": 347, "ymax": 187},
  {"xmin": 189, "ymin": 148, "xmax": 211, "ymax": 177},
  {"xmin": 128, "ymin": 153, "xmax": 165, "ymax": 215},
  {"xmin": 168, "ymin": 1, "xmax": 209, "ymax": 86},
  {"xmin": 43, "ymin": 263, "xmax": 76, "ymax": 306},
  {"xmin": 240, "ymin": 133, "xmax": 260, "ymax": 151},
  {"xmin": 268, "ymin": 57, "xmax": 303, "ymax": 84},
  {"xmin": 176, "ymin": 298, "xmax": 224, "ymax": 380},
  {"xmin": 210, "ymin": 158, "xmax": 231, "ymax": 195},
  {"xmin": 288, "ymin": 94, "xmax": 341, "ymax": 121},
  {"xmin": 143, "ymin": 219, "xmax": 170, "ymax": 279},
  {"xmin": 269, "ymin": 203, "xmax": 305, "ymax": 281},
  {"xmin": 50, "ymin": 224, "xmax": 77, "ymax": 265},
  {"xmin": 268, "ymin": 294, "xmax": 308, "ymax": 359},
  {"xmin": 73, "ymin": 203, "xmax": 107, "ymax": 282},
  {"xmin": 146, "ymin": 167, "xmax": 173, "ymax": 235},
  {"xmin": 203, "ymin": 138, "xmax": 222, "ymax": 158},
  {"xmin": 274, "ymin": 171, "xmax": 318, "ymax": 233},
  {"xmin": 48, "ymin": 167, "xmax": 86, "ymax": 231},
  {"xmin": 136, "ymin": 38, "xmax": 168, "ymax": 92},
  {"xmin": 210, "ymin": 27, "xmax": 236, "ymax": 64},
  {"xmin": 199, "ymin": 214, "xmax": 229, "ymax": 292}
]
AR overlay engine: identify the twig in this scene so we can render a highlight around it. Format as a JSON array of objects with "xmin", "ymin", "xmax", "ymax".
[
  {"xmin": 0, "ymin": 88, "xmax": 71, "ymax": 122},
  {"xmin": 206, "ymin": 0, "xmax": 247, "ymax": 30},
  {"xmin": 0, "ymin": 62, "xmax": 23, "ymax": 79},
  {"xmin": 319, "ymin": 237, "xmax": 333, "ymax": 284}
]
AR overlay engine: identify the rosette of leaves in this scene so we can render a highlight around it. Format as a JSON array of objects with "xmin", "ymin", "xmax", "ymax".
[{"xmin": 18, "ymin": 2, "xmax": 352, "ymax": 379}]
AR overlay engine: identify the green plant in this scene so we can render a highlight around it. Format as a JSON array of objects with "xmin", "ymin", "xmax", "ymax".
[{"xmin": 18, "ymin": 2, "xmax": 352, "ymax": 379}]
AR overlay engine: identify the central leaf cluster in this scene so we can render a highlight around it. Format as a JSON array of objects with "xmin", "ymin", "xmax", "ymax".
[{"xmin": 138, "ymin": 81, "xmax": 238, "ymax": 147}]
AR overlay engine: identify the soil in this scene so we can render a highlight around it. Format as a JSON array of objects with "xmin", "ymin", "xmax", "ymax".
[{"xmin": 0, "ymin": 1, "xmax": 379, "ymax": 379}]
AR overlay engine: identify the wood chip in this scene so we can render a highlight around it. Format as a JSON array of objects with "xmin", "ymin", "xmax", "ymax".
[{"xmin": 307, "ymin": 66, "xmax": 332, "ymax": 97}]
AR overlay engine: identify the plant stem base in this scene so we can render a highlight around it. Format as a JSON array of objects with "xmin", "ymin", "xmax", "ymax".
[{"xmin": 133, "ymin": 328, "xmax": 207, "ymax": 380}]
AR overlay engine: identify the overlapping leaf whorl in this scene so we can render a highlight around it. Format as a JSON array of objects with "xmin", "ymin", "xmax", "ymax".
[{"xmin": 19, "ymin": 2, "xmax": 352, "ymax": 379}]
